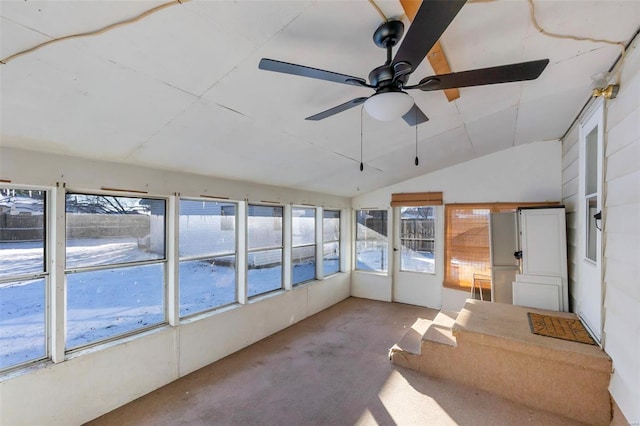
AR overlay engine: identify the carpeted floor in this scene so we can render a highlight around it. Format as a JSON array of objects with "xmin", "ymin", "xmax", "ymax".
[{"xmin": 86, "ymin": 297, "xmax": 583, "ymax": 426}]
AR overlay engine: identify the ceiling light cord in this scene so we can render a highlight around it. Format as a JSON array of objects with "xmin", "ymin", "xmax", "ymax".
[
  {"xmin": 360, "ymin": 107, "xmax": 364, "ymax": 172},
  {"xmin": 0, "ymin": 0, "xmax": 191, "ymax": 65},
  {"xmin": 368, "ymin": 0, "xmax": 388, "ymax": 23},
  {"xmin": 527, "ymin": 0, "xmax": 626, "ymax": 83},
  {"xmin": 415, "ymin": 108, "xmax": 419, "ymax": 166}
]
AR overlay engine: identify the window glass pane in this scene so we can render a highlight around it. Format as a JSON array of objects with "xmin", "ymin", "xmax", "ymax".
[
  {"xmin": 248, "ymin": 205, "xmax": 283, "ymax": 250},
  {"xmin": 247, "ymin": 249, "xmax": 282, "ymax": 297},
  {"xmin": 356, "ymin": 240, "xmax": 388, "ymax": 272},
  {"xmin": 66, "ymin": 263, "xmax": 164, "ymax": 349},
  {"xmin": 400, "ymin": 207, "xmax": 435, "ymax": 273},
  {"xmin": 323, "ymin": 241, "xmax": 340, "ymax": 276},
  {"xmin": 586, "ymin": 197, "xmax": 597, "ymax": 262},
  {"xmin": 292, "ymin": 246, "xmax": 315, "ymax": 284},
  {"xmin": 292, "ymin": 207, "xmax": 315, "ymax": 246},
  {"xmin": 0, "ymin": 278, "xmax": 46, "ymax": 369},
  {"xmin": 179, "ymin": 200, "xmax": 235, "ymax": 258},
  {"xmin": 356, "ymin": 210, "xmax": 388, "ymax": 272},
  {"xmin": 356, "ymin": 209, "xmax": 387, "ymax": 239},
  {"xmin": 323, "ymin": 210, "xmax": 340, "ymax": 242},
  {"xmin": 66, "ymin": 194, "xmax": 166, "ymax": 269},
  {"xmin": 585, "ymin": 126, "xmax": 598, "ymax": 195},
  {"xmin": 180, "ymin": 255, "xmax": 236, "ymax": 317},
  {"xmin": 0, "ymin": 189, "xmax": 46, "ymax": 277}
]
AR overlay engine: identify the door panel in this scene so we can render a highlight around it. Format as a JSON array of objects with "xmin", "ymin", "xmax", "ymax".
[
  {"xmin": 578, "ymin": 101, "xmax": 604, "ymax": 341},
  {"xmin": 393, "ymin": 206, "xmax": 443, "ymax": 308}
]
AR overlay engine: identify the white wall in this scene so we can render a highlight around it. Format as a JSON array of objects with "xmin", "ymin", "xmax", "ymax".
[
  {"xmin": 562, "ymin": 35, "xmax": 640, "ymax": 423},
  {"xmin": 0, "ymin": 148, "xmax": 351, "ymax": 426},
  {"xmin": 352, "ymin": 141, "xmax": 563, "ymax": 312}
]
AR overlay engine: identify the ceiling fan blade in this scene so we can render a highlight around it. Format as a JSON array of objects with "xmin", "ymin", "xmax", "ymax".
[
  {"xmin": 402, "ymin": 104, "xmax": 429, "ymax": 126},
  {"xmin": 259, "ymin": 58, "xmax": 368, "ymax": 87},
  {"xmin": 392, "ymin": 0, "xmax": 466, "ymax": 73},
  {"xmin": 414, "ymin": 59, "xmax": 550, "ymax": 91},
  {"xmin": 305, "ymin": 97, "xmax": 369, "ymax": 121}
]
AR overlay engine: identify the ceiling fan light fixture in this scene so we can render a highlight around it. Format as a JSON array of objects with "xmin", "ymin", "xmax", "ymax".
[{"xmin": 364, "ymin": 91, "xmax": 414, "ymax": 121}]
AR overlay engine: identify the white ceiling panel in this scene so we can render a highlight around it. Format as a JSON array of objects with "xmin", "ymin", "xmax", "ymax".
[{"xmin": 1, "ymin": 0, "xmax": 638, "ymax": 196}]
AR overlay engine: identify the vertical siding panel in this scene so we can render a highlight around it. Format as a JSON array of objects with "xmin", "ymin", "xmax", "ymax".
[{"xmin": 601, "ymin": 38, "xmax": 640, "ymax": 423}]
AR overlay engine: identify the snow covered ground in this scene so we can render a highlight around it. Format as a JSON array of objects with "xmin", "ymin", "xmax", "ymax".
[{"xmin": 1, "ymin": 240, "xmax": 326, "ymax": 369}]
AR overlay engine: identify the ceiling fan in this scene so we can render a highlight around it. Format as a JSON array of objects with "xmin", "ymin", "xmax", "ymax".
[{"xmin": 259, "ymin": 0, "xmax": 549, "ymax": 126}]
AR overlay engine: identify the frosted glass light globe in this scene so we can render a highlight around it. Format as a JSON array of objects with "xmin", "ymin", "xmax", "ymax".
[{"xmin": 364, "ymin": 91, "xmax": 414, "ymax": 121}]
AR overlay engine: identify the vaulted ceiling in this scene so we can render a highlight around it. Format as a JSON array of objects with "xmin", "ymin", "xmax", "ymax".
[{"xmin": 1, "ymin": 0, "xmax": 638, "ymax": 196}]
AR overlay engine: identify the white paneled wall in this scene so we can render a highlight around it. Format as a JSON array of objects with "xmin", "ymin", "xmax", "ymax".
[
  {"xmin": 603, "ymin": 37, "xmax": 640, "ymax": 424},
  {"xmin": 562, "ymin": 35, "xmax": 640, "ymax": 424}
]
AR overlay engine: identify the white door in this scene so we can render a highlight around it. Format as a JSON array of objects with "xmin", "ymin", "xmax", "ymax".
[
  {"xmin": 392, "ymin": 206, "xmax": 441, "ymax": 307},
  {"xmin": 578, "ymin": 101, "xmax": 604, "ymax": 341}
]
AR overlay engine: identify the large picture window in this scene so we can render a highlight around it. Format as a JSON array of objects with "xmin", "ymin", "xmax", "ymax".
[
  {"xmin": 444, "ymin": 202, "xmax": 555, "ymax": 290},
  {"xmin": 0, "ymin": 188, "xmax": 47, "ymax": 371},
  {"xmin": 65, "ymin": 193, "xmax": 166, "ymax": 350},
  {"xmin": 323, "ymin": 210, "xmax": 340, "ymax": 276},
  {"xmin": 355, "ymin": 209, "xmax": 388, "ymax": 272},
  {"xmin": 179, "ymin": 199, "xmax": 237, "ymax": 317},
  {"xmin": 247, "ymin": 205, "xmax": 283, "ymax": 297},
  {"xmin": 399, "ymin": 206, "xmax": 435, "ymax": 273},
  {"xmin": 291, "ymin": 207, "xmax": 316, "ymax": 285}
]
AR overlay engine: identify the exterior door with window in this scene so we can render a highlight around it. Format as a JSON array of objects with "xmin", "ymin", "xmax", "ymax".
[
  {"xmin": 578, "ymin": 101, "xmax": 604, "ymax": 341},
  {"xmin": 393, "ymin": 205, "xmax": 439, "ymax": 307}
]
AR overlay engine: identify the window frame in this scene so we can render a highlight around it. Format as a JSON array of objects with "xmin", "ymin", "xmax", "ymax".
[
  {"xmin": 291, "ymin": 206, "xmax": 316, "ymax": 285},
  {"xmin": 443, "ymin": 202, "xmax": 558, "ymax": 291},
  {"xmin": 178, "ymin": 197, "xmax": 239, "ymax": 318},
  {"xmin": 398, "ymin": 206, "xmax": 436, "ymax": 274},
  {"xmin": 0, "ymin": 185, "xmax": 50, "ymax": 372},
  {"xmin": 322, "ymin": 209, "xmax": 341, "ymax": 276},
  {"xmin": 246, "ymin": 203, "xmax": 284, "ymax": 298},
  {"xmin": 63, "ymin": 190, "xmax": 169, "ymax": 352},
  {"xmin": 355, "ymin": 208, "xmax": 389, "ymax": 273}
]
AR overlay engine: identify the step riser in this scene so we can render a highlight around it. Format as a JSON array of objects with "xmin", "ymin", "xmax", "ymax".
[{"xmin": 416, "ymin": 338, "xmax": 610, "ymax": 425}]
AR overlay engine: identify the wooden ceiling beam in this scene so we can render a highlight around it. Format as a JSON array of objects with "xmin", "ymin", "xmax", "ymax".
[{"xmin": 399, "ymin": 0, "xmax": 460, "ymax": 102}]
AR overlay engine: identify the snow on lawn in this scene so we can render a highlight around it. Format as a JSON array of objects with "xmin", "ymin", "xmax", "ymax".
[{"xmin": 1, "ymin": 240, "xmax": 318, "ymax": 368}]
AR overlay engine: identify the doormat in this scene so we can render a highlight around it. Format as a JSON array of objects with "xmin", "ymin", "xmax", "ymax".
[{"xmin": 527, "ymin": 312, "xmax": 597, "ymax": 345}]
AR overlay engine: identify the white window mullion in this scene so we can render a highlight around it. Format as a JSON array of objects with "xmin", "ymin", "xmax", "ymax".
[
  {"xmin": 167, "ymin": 195, "xmax": 179, "ymax": 326},
  {"xmin": 283, "ymin": 204, "xmax": 292, "ymax": 290},
  {"xmin": 316, "ymin": 207, "xmax": 324, "ymax": 279},
  {"xmin": 237, "ymin": 202, "xmax": 247, "ymax": 304},
  {"xmin": 50, "ymin": 183, "xmax": 66, "ymax": 363}
]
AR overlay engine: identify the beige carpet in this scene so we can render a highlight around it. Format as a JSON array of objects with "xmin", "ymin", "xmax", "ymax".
[{"xmin": 86, "ymin": 297, "xmax": 583, "ymax": 426}]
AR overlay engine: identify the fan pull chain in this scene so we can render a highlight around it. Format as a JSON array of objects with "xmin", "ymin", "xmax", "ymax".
[
  {"xmin": 360, "ymin": 107, "xmax": 364, "ymax": 172},
  {"xmin": 414, "ymin": 107, "xmax": 419, "ymax": 166}
]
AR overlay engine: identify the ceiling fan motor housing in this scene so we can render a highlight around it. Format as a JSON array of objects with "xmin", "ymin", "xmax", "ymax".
[
  {"xmin": 369, "ymin": 65, "xmax": 396, "ymax": 87},
  {"xmin": 372, "ymin": 20, "xmax": 405, "ymax": 49}
]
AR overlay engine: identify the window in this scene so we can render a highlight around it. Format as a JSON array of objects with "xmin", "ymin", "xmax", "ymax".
[
  {"xmin": 356, "ymin": 209, "xmax": 388, "ymax": 272},
  {"xmin": 584, "ymin": 125, "xmax": 599, "ymax": 262},
  {"xmin": 0, "ymin": 188, "xmax": 47, "ymax": 370},
  {"xmin": 399, "ymin": 206, "xmax": 435, "ymax": 273},
  {"xmin": 323, "ymin": 210, "xmax": 340, "ymax": 276},
  {"xmin": 247, "ymin": 204, "xmax": 283, "ymax": 297},
  {"xmin": 65, "ymin": 193, "xmax": 166, "ymax": 350},
  {"xmin": 179, "ymin": 199, "xmax": 237, "ymax": 317},
  {"xmin": 444, "ymin": 202, "xmax": 556, "ymax": 290},
  {"xmin": 292, "ymin": 207, "xmax": 316, "ymax": 285}
]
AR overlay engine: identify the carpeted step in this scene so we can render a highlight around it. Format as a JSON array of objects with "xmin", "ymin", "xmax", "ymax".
[
  {"xmin": 389, "ymin": 318, "xmax": 430, "ymax": 370},
  {"xmin": 422, "ymin": 310, "xmax": 458, "ymax": 348}
]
